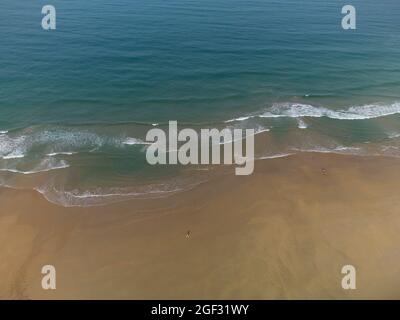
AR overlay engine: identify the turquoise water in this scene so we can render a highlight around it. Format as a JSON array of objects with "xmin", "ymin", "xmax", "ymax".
[{"xmin": 1, "ymin": 0, "xmax": 400, "ymax": 206}]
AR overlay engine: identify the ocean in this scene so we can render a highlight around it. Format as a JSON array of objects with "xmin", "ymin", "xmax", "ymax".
[{"xmin": 1, "ymin": 0, "xmax": 400, "ymax": 206}]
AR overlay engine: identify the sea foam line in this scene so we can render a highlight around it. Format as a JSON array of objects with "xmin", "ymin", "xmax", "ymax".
[
  {"xmin": 46, "ymin": 152, "xmax": 77, "ymax": 156},
  {"xmin": 0, "ymin": 159, "xmax": 69, "ymax": 175},
  {"xmin": 123, "ymin": 137, "xmax": 152, "ymax": 145},
  {"xmin": 0, "ymin": 164, "xmax": 69, "ymax": 175},
  {"xmin": 225, "ymin": 102, "xmax": 400, "ymax": 122},
  {"xmin": 1, "ymin": 154, "xmax": 25, "ymax": 159}
]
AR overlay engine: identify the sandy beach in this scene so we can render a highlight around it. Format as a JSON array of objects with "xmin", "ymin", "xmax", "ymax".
[{"xmin": 1, "ymin": 153, "xmax": 400, "ymax": 299}]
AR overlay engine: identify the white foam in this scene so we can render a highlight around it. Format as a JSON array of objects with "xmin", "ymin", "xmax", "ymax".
[
  {"xmin": 297, "ymin": 118, "xmax": 308, "ymax": 129},
  {"xmin": 259, "ymin": 102, "xmax": 400, "ymax": 120},
  {"xmin": 0, "ymin": 159, "xmax": 69, "ymax": 175},
  {"xmin": 35, "ymin": 181, "xmax": 199, "ymax": 207},
  {"xmin": 46, "ymin": 152, "xmax": 77, "ymax": 156},
  {"xmin": 224, "ymin": 116, "xmax": 251, "ymax": 123},
  {"xmin": 0, "ymin": 134, "xmax": 27, "ymax": 159},
  {"xmin": 37, "ymin": 188, "xmax": 171, "ymax": 207},
  {"xmin": 258, "ymin": 153, "xmax": 293, "ymax": 160},
  {"xmin": 0, "ymin": 131, "xmax": 8, "ymax": 134},
  {"xmin": 217, "ymin": 127, "xmax": 269, "ymax": 145},
  {"xmin": 123, "ymin": 137, "xmax": 151, "ymax": 145},
  {"xmin": 291, "ymin": 146, "xmax": 361, "ymax": 155},
  {"xmin": 388, "ymin": 132, "xmax": 400, "ymax": 139},
  {"xmin": 223, "ymin": 102, "xmax": 400, "ymax": 123},
  {"xmin": 0, "ymin": 127, "xmax": 131, "ymax": 160},
  {"xmin": 254, "ymin": 127, "xmax": 270, "ymax": 134},
  {"xmin": 1, "ymin": 153, "xmax": 25, "ymax": 159}
]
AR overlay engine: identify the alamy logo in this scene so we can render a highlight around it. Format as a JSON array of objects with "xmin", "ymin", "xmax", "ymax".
[
  {"xmin": 41, "ymin": 5, "xmax": 56, "ymax": 30},
  {"xmin": 41, "ymin": 265, "xmax": 56, "ymax": 290},
  {"xmin": 341, "ymin": 265, "xmax": 356, "ymax": 290},
  {"xmin": 341, "ymin": 5, "xmax": 356, "ymax": 30},
  {"xmin": 145, "ymin": 121, "xmax": 255, "ymax": 175}
]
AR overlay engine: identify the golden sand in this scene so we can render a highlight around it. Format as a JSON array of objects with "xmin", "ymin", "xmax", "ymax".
[{"xmin": 1, "ymin": 153, "xmax": 400, "ymax": 299}]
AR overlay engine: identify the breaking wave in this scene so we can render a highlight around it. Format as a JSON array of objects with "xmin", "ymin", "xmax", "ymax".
[
  {"xmin": 123, "ymin": 137, "xmax": 151, "ymax": 145},
  {"xmin": 0, "ymin": 158, "xmax": 69, "ymax": 175},
  {"xmin": 226, "ymin": 102, "xmax": 400, "ymax": 122},
  {"xmin": 0, "ymin": 126, "xmax": 149, "ymax": 160}
]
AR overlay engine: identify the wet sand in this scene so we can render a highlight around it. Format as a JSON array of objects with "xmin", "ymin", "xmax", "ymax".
[{"xmin": 1, "ymin": 153, "xmax": 400, "ymax": 299}]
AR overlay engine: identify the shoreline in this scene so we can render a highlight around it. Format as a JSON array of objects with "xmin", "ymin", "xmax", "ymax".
[{"xmin": 2, "ymin": 153, "xmax": 400, "ymax": 299}]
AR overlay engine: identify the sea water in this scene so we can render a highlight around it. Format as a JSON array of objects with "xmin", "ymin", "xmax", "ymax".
[{"xmin": 0, "ymin": 0, "xmax": 399, "ymax": 206}]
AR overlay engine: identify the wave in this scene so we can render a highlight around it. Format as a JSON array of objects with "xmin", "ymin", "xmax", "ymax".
[
  {"xmin": 0, "ymin": 134, "xmax": 27, "ymax": 160},
  {"xmin": 256, "ymin": 146, "xmax": 364, "ymax": 162},
  {"xmin": 217, "ymin": 126, "xmax": 270, "ymax": 145},
  {"xmin": 258, "ymin": 153, "xmax": 293, "ymax": 160},
  {"xmin": 1, "ymin": 153, "xmax": 25, "ymax": 159},
  {"xmin": 123, "ymin": 137, "xmax": 151, "ymax": 145},
  {"xmin": 225, "ymin": 101, "xmax": 400, "ymax": 122},
  {"xmin": 387, "ymin": 132, "xmax": 400, "ymax": 139},
  {"xmin": 261, "ymin": 102, "xmax": 400, "ymax": 120},
  {"xmin": 225, "ymin": 116, "xmax": 251, "ymax": 123},
  {"xmin": 36, "ymin": 179, "xmax": 204, "ymax": 207},
  {"xmin": 290, "ymin": 146, "xmax": 362, "ymax": 155},
  {"xmin": 297, "ymin": 118, "xmax": 308, "ymax": 129},
  {"xmin": 0, "ymin": 158, "xmax": 69, "ymax": 175},
  {"xmin": 0, "ymin": 126, "xmax": 152, "ymax": 160},
  {"xmin": 46, "ymin": 152, "xmax": 77, "ymax": 156},
  {"xmin": 0, "ymin": 131, "xmax": 8, "ymax": 134}
]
